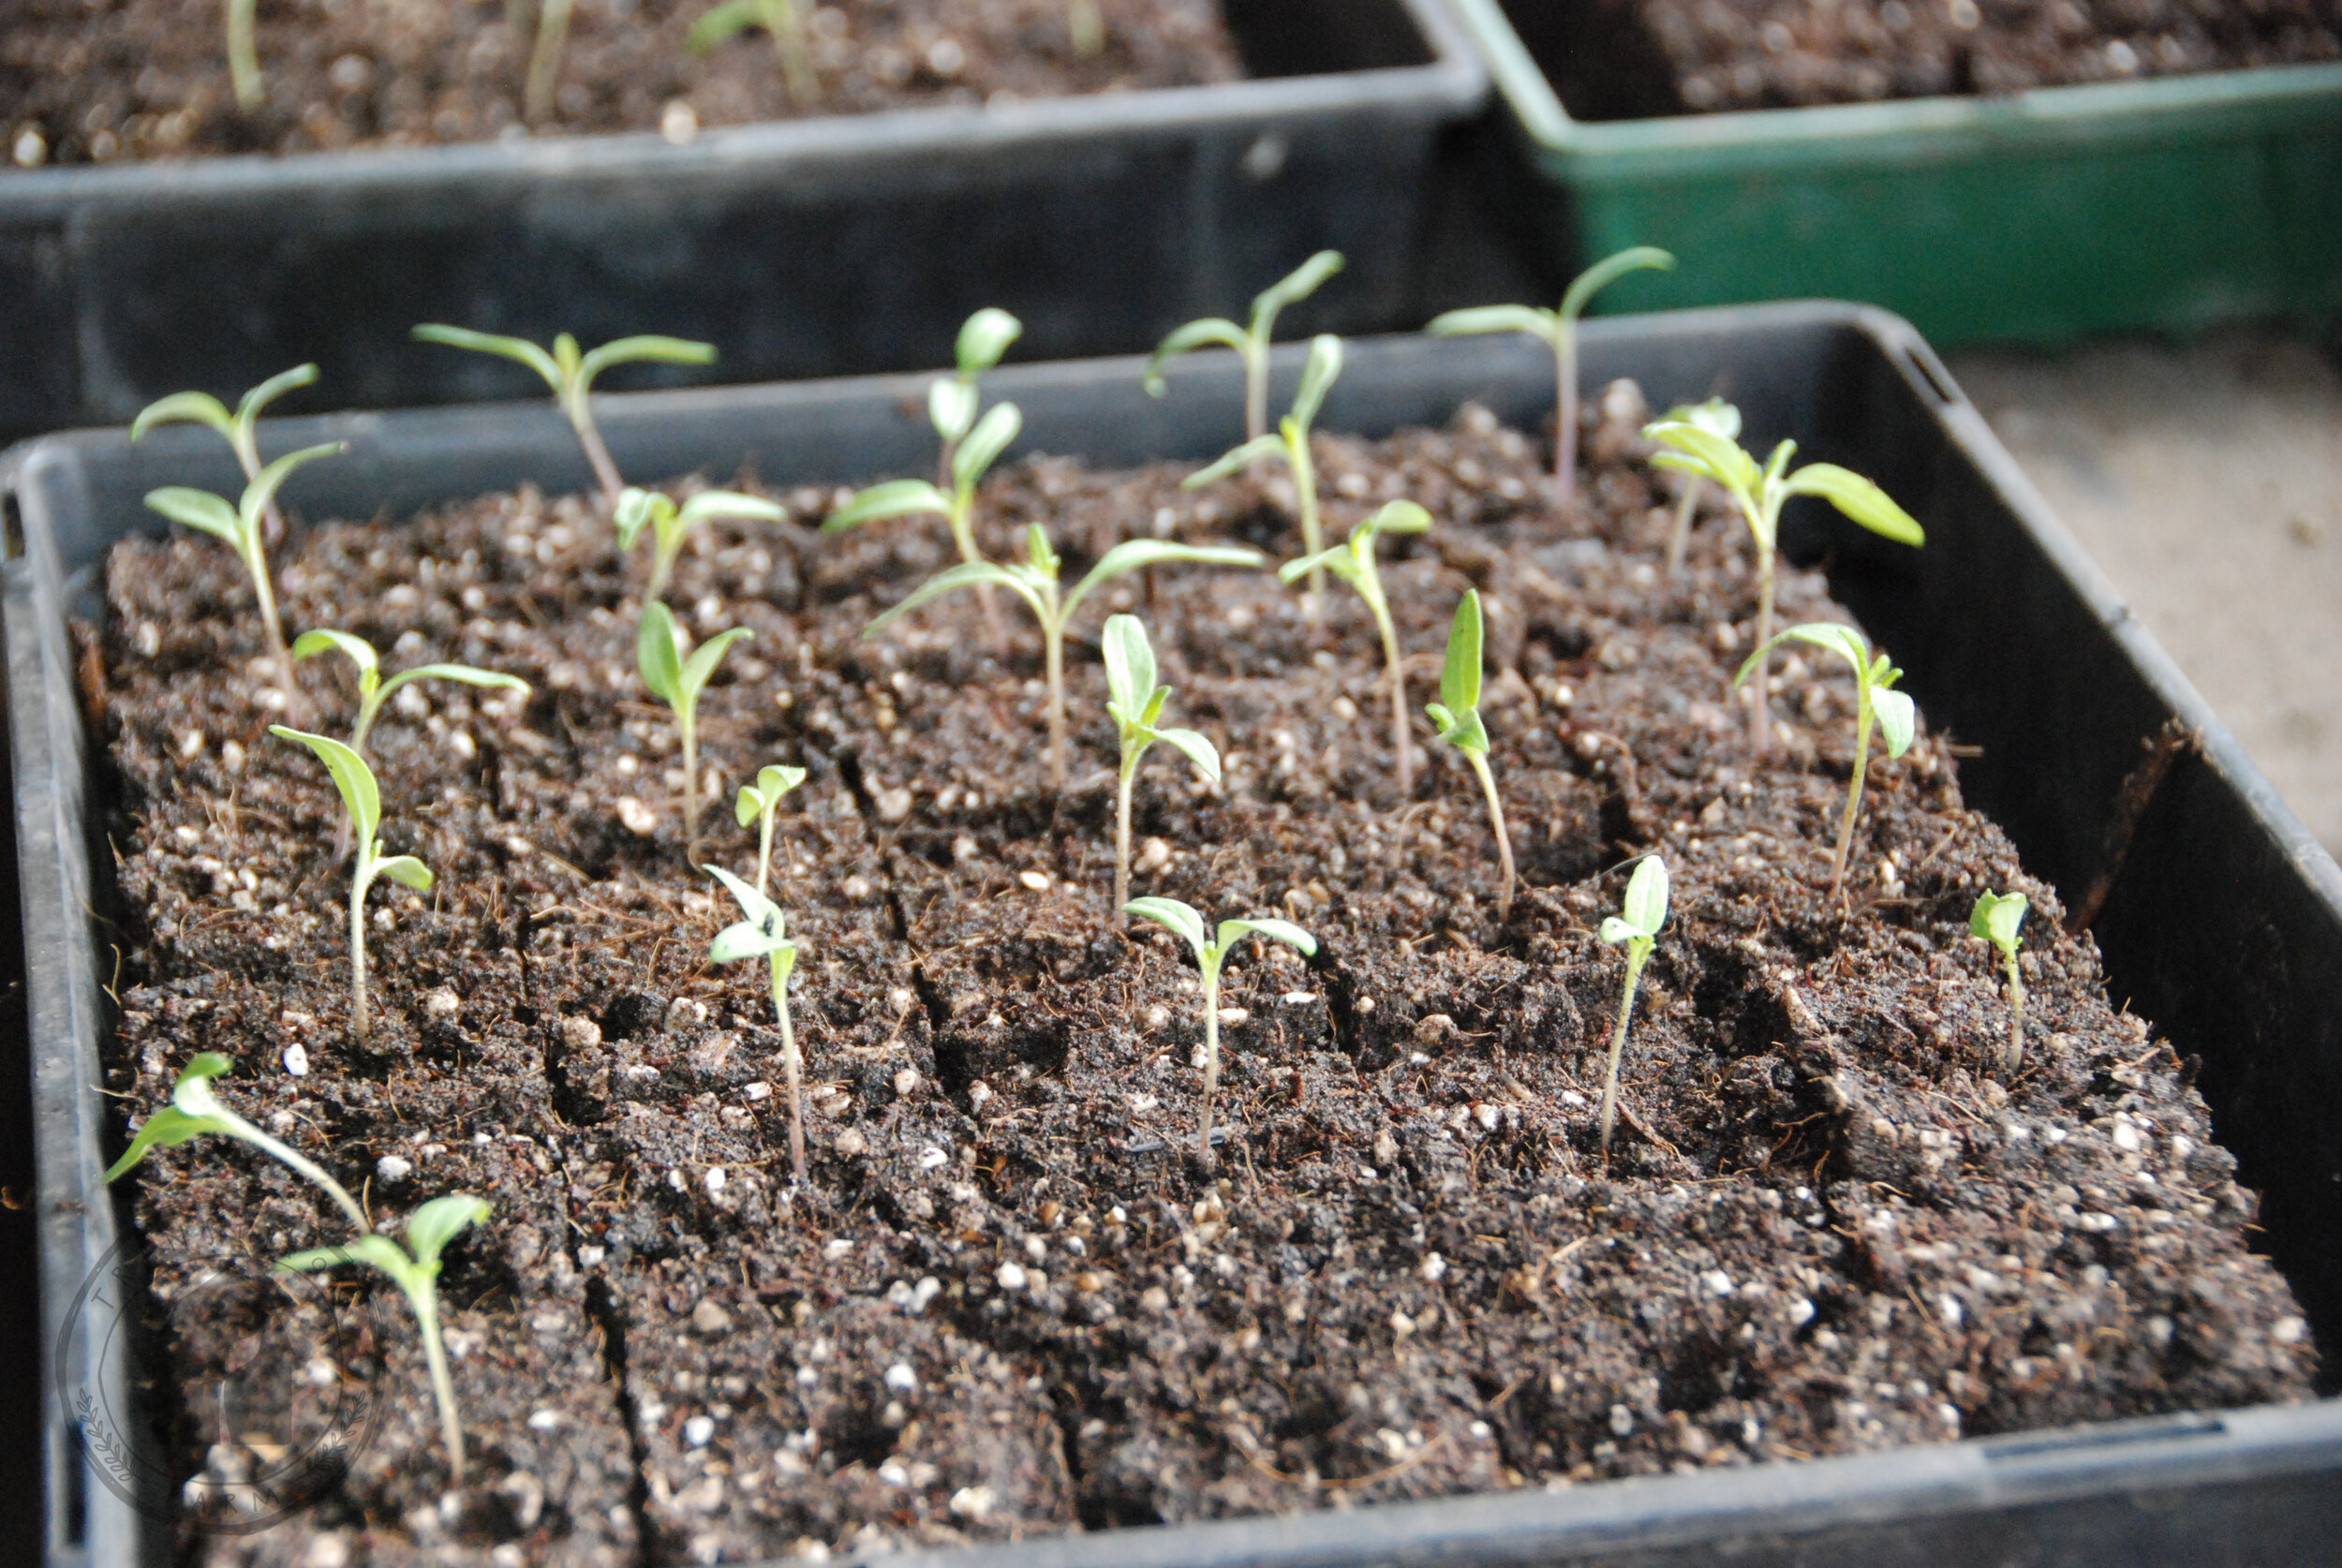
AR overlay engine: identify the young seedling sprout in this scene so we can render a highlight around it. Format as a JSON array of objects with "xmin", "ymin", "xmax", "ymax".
[
  {"xmin": 1640, "ymin": 422, "xmax": 1923, "ymax": 754},
  {"xmin": 864, "ymin": 525, "xmax": 1261, "ymax": 790},
  {"xmin": 279, "ymin": 1196, "xmax": 493, "ymax": 1485},
  {"xmin": 826, "ymin": 396, "xmax": 1023, "ymax": 650},
  {"xmin": 1279, "ymin": 499, "xmax": 1431, "ymax": 797},
  {"xmin": 1425, "ymin": 590, "xmax": 1516, "ymax": 923},
  {"xmin": 1971, "ymin": 891, "xmax": 2029, "ymax": 1072},
  {"xmin": 105, "ymin": 1055, "xmax": 494, "ymax": 1484},
  {"xmin": 412, "ymin": 326, "xmax": 717, "ymax": 507},
  {"xmin": 269, "ymin": 729, "xmax": 433, "ymax": 1048},
  {"xmin": 689, "ymin": 0, "xmax": 819, "ymax": 107},
  {"xmin": 615, "ymin": 486, "xmax": 788, "ymax": 603},
  {"xmin": 1102, "ymin": 614, "xmax": 1220, "ymax": 912},
  {"xmin": 1658, "ymin": 397, "xmax": 1741, "ymax": 579},
  {"xmin": 736, "ymin": 763, "xmax": 808, "ymax": 897},
  {"xmin": 637, "ymin": 602, "xmax": 754, "ymax": 867},
  {"xmin": 1146, "ymin": 250, "xmax": 1345, "ymax": 443},
  {"xmin": 1122, "ymin": 898, "xmax": 1315, "ymax": 1163},
  {"xmin": 1184, "ymin": 333, "xmax": 1342, "ymax": 613},
  {"xmin": 144, "ymin": 440, "xmax": 346, "ymax": 716},
  {"xmin": 704, "ymin": 866, "xmax": 808, "ymax": 1181},
  {"xmin": 133, "ymin": 362, "xmax": 319, "ymax": 547},
  {"xmin": 928, "ymin": 308, "xmax": 1023, "ymax": 482},
  {"xmin": 291, "ymin": 629, "xmax": 531, "ymax": 856},
  {"xmin": 225, "ymin": 0, "xmax": 264, "ymax": 107},
  {"xmin": 1734, "ymin": 622, "xmax": 1914, "ymax": 904},
  {"xmin": 106, "ymin": 1053, "xmax": 369, "ymax": 1233},
  {"xmin": 1428, "ymin": 244, "xmax": 1675, "ymax": 510},
  {"xmin": 1595, "ymin": 855, "xmax": 1668, "ymax": 1153}
]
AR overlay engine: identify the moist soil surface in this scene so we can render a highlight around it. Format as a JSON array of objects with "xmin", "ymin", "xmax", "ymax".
[
  {"xmin": 1, "ymin": 0, "xmax": 1238, "ymax": 167},
  {"xmin": 1505, "ymin": 0, "xmax": 2342, "ymax": 119},
  {"xmin": 89, "ymin": 390, "xmax": 2316, "ymax": 1566}
]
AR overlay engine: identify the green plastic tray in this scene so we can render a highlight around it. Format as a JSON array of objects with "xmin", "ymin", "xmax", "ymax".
[{"xmin": 1445, "ymin": 0, "xmax": 2342, "ymax": 346}]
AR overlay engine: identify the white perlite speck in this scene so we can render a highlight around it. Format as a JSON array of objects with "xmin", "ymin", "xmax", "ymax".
[
  {"xmin": 884, "ymin": 1363, "xmax": 918, "ymax": 1393},
  {"xmin": 375, "ymin": 1155, "xmax": 412, "ymax": 1182},
  {"xmin": 282, "ymin": 1043, "xmax": 309, "ymax": 1078}
]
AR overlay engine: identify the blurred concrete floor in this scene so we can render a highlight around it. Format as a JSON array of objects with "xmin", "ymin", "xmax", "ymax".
[{"xmin": 1946, "ymin": 331, "xmax": 2342, "ymax": 857}]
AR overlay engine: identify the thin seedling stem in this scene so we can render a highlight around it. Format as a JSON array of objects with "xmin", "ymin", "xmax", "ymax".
[
  {"xmin": 1666, "ymin": 477, "xmax": 1702, "ymax": 579},
  {"xmin": 1379, "ymin": 613, "xmax": 1412, "ymax": 799},
  {"xmin": 1747, "ymin": 554, "xmax": 1777, "ymax": 755},
  {"xmin": 526, "ymin": 0, "xmax": 574, "ymax": 123},
  {"xmin": 1552, "ymin": 334, "xmax": 1579, "ymax": 511},
  {"xmin": 1470, "ymin": 752, "xmax": 1516, "ymax": 923},
  {"xmin": 1114, "ymin": 758, "xmax": 1136, "ymax": 914},
  {"xmin": 1198, "ymin": 971, "xmax": 1222, "ymax": 1163},
  {"xmin": 1828, "ymin": 701, "xmax": 1875, "ymax": 902},
  {"xmin": 777, "ymin": 965, "xmax": 807, "ymax": 1183},
  {"xmin": 412, "ymin": 1290, "xmax": 467, "ymax": 1484},
  {"xmin": 1597, "ymin": 945, "xmax": 1650, "ymax": 1152},
  {"xmin": 680, "ymin": 716, "xmax": 702, "ymax": 869}
]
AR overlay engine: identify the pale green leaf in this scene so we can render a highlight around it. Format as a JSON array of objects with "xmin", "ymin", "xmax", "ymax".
[
  {"xmin": 1252, "ymin": 250, "xmax": 1344, "ymax": 331},
  {"xmin": 929, "ymin": 379, "xmax": 977, "ymax": 443},
  {"xmin": 1144, "ymin": 318, "xmax": 1248, "ymax": 396},
  {"xmin": 1621, "ymin": 854, "xmax": 1669, "ymax": 935},
  {"xmin": 1559, "ymin": 245, "xmax": 1674, "ymax": 324},
  {"xmin": 412, "ymin": 324, "xmax": 565, "ymax": 392},
  {"xmin": 104, "ymin": 1105, "xmax": 230, "ymax": 1182},
  {"xmin": 710, "ymin": 918, "xmax": 793, "ymax": 964},
  {"xmin": 1970, "ymin": 890, "xmax": 2027, "ymax": 954},
  {"xmin": 615, "ymin": 488, "xmax": 666, "ymax": 551},
  {"xmin": 276, "ymin": 1235, "xmax": 411, "ymax": 1279},
  {"xmin": 407, "ymin": 1193, "xmax": 491, "ymax": 1267},
  {"xmin": 1124, "ymin": 896, "xmax": 1207, "ymax": 960},
  {"xmin": 243, "ymin": 441, "xmax": 345, "ymax": 536},
  {"xmin": 863, "ymin": 562, "xmax": 1039, "ymax": 637},
  {"xmin": 1153, "ymin": 726, "xmax": 1221, "ymax": 785},
  {"xmin": 1598, "ymin": 916, "xmax": 1642, "ymax": 947},
  {"xmin": 1441, "ymin": 590, "xmax": 1483, "ymax": 716},
  {"xmin": 637, "ymin": 600, "xmax": 685, "ymax": 706},
  {"xmin": 679, "ymin": 627, "xmax": 754, "ymax": 703},
  {"xmin": 952, "ymin": 402, "xmax": 1022, "ymax": 493},
  {"xmin": 292, "ymin": 629, "xmax": 378, "ymax": 678},
  {"xmin": 1102, "ymin": 614, "xmax": 1155, "ymax": 720},
  {"xmin": 1290, "ymin": 334, "xmax": 1342, "ymax": 433},
  {"xmin": 823, "ymin": 478, "xmax": 951, "ymax": 533},
  {"xmin": 1217, "ymin": 916, "xmax": 1317, "ymax": 961},
  {"xmin": 1643, "ymin": 422, "xmax": 1758, "ymax": 494},
  {"xmin": 1181, "ymin": 434, "xmax": 1284, "ymax": 490},
  {"xmin": 143, "ymin": 487, "xmax": 245, "ymax": 549},
  {"xmin": 677, "ymin": 490, "xmax": 788, "ymax": 529},
  {"xmin": 1667, "ymin": 396, "xmax": 1742, "ymax": 440},
  {"xmin": 1277, "ymin": 545, "xmax": 1350, "ymax": 586},
  {"xmin": 376, "ymin": 664, "xmax": 531, "ymax": 706},
  {"xmin": 687, "ymin": 0, "xmax": 763, "ymax": 52},
  {"xmin": 1875, "ymin": 688, "xmax": 1917, "ymax": 759},
  {"xmin": 375, "ymin": 855, "xmax": 433, "ymax": 892},
  {"xmin": 270, "ymin": 726, "xmax": 380, "ymax": 848},
  {"xmin": 705, "ymin": 863, "xmax": 781, "ymax": 928},
  {"xmin": 1425, "ymin": 304, "xmax": 1554, "ymax": 340},
  {"xmin": 1066, "ymin": 543, "xmax": 1262, "ymax": 620},
  {"xmin": 956, "ymin": 307, "xmax": 1023, "ymax": 376},
  {"xmin": 1784, "ymin": 463, "xmax": 1926, "ymax": 547},
  {"xmin": 1364, "ymin": 499, "xmax": 1433, "ymax": 539},
  {"xmin": 239, "ymin": 362, "xmax": 320, "ymax": 430},
  {"xmin": 576, "ymin": 335, "xmax": 719, "ymax": 392},
  {"xmin": 132, "ymin": 392, "xmax": 236, "ymax": 445}
]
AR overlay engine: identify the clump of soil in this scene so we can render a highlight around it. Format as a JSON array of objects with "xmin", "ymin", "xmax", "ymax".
[
  {"xmin": 90, "ymin": 391, "xmax": 2315, "ymax": 1564},
  {"xmin": 2, "ymin": 0, "xmax": 1238, "ymax": 167},
  {"xmin": 1505, "ymin": 0, "xmax": 2342, "ymax": 119}
]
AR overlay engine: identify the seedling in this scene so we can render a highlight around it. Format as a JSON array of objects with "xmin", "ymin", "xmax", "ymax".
[
  {"xmin": 1428, "ymin": 244, "xmax": 1675, "ymax": 509},
  {"xmin": 1641, "ymin": 422, "xmax": 1923, "ymax": 754},
  {"xmin": 1122, "ymin": 898, "xmax": 1315, "ymax": 1162},
  {"xmin": 825, "ymin": 397, "xmax": 1023, "ymax": 650},
  {"xmin": 133, "ymin": 362, "xmax": 319, "ymax": 548},
  {"xmin": 105, "ymin": 1056, "xmax": 493, "ymax": 1483},
  {"xmin": 1146, "ymin": 251, "xmax": 1345, "ymax": 443},
  {"xmin": 1279, "ymin": 499, "xmax": 1431, "ymax": 797},
  {"xmin": 1595, "ymin": 855, "xmax": 1668, "ymax": 1152},
  {"xmin": 269, "ymin": 728, "xmax": 433, "ymax": 1048},
  {"xmin": 1425, "ymin": 590, "xmax": 1516, "ymax": 923},
  {"xmin": 144, "ymin": 440, "xmax": 346, "ymax": 715},
  {"xmin": 106, "ymin": 1053, "xmax": 369, "ymax": 1233},
  {"xmin": 638, "ymin": 602, "xmax": 754, "ymax": 868},
  {"xmin": 1658, "ymin": 397, "xmax": 1741, "ymax": 578},
  {"xmin": 1184, "ymin": 333, "xmax": 1342, "ymax": 611},
  {"xmin": 1971, "ymin": 891, "xmax": 2029, "ymax": 1072},
  {"xmin": 412, "ymin": 326, "xmax": 717, "ymax": 506},
  {"xmin": 705, "ymin": 866, "xmax": 808, "ymax": 1182},
  {"xmin": 928, "ymin": 308, "xmax": 1024, "ymax": 479},
  {"xmin": 291, "ymin": 629, "xmax": 530, "ymax": 855},
  {"xmin": 1102, "ymin": 614, "xmax": 1220, "ymax": 912},
  {"xmin": 735, "ymin": 763, "xmax": 808, "ymax": 897},
  {"xmin": 279, "ymin": 1195, "xmax": 493, "ymax": 1484},
  {"xmin": 863, "ymin": 525, "xmax": 1261, "ymax": 790},
  {"xmin": 689, "ymin": 0, "xmax": 819, "ymax": 107},
  {"xmin": 615, "ymin": 486, "xmax": 789, "ymax": 603},
  {"xmin": 1735, "ymin": 622, "xmax": 1914, "ymax": 903}
]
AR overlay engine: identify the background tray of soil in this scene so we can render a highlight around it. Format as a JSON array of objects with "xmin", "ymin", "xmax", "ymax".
[
  {"xmin": 11, "ymin": 304, "xmax": 2342, "ymax": 1565},
  {"xmin": 1443, "ymin": 0, "xmax": 2342, "ymax": 348},
  {"xmin": 0, "ymin": 0, "xmax": 1482, "ymax": 449}
]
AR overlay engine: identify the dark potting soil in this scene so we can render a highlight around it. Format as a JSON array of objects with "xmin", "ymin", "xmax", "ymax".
[
  {"xmin": 88, "ymin": 388, "xmax": 2316, "ymax": 1565},
  {"xmin": 1505, "ymin": 0, "xmax": 2342, "ymax": 120},
  {"xmin": 0, "ymin": 0, "xmax": 1238, "ymax": 168}
]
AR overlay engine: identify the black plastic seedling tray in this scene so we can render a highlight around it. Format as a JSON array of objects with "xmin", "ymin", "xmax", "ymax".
[
  {"xmin": 0, "ymin": 0, "xmax": 1481, "ymax": 449},
  {"xmin": 9, "ymin": 303, "xmax": 2342, "ymax": 1566}
]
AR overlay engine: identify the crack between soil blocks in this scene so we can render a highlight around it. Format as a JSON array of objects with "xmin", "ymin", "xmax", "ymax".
[{"xmin": 584, "ymin": 1272, "xmax": 666, "ymax": 1568}]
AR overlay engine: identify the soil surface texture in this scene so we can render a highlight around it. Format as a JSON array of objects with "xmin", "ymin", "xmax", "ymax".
[
  {"xmin": 89, "ymin": 386, "xmax": 2317, "ymax": 1565},
  {"xmin": 1505, "ymin": 0, "xmax": 2342, "ymax": 119},
  {"xmin": 1, "ymin": 0, "xmax": 1238, "ymax": 167}
]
